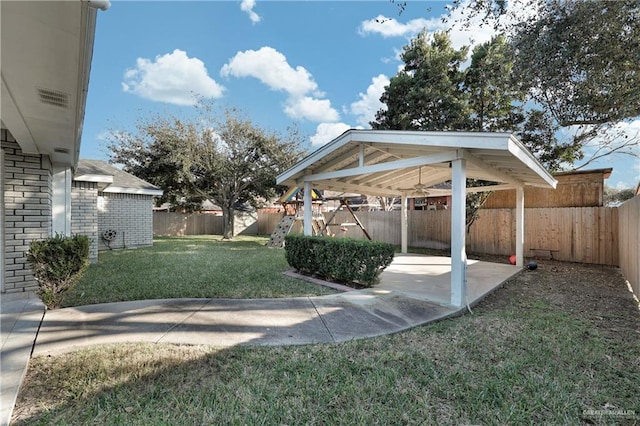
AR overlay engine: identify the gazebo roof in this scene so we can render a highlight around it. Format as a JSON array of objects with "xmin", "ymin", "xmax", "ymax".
[{"xmin": 277, "ymin": 130, "xmax": 557, "ymax": 197}]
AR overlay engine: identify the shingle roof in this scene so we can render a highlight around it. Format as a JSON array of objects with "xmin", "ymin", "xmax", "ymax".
[{"xmin": 74, "ymin": 159, "xmax": 163, "ymax": 196}]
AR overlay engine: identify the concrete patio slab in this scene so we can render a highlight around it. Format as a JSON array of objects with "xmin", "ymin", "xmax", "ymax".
[{"xmin": 378, "ymin": 254, "xmax": 521, "ymax": 306}]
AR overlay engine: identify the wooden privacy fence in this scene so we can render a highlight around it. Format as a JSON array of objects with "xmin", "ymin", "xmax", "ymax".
[
  {"xmin": 257, "ymin": 211, "xmax": 283, "ymax": 236},
  {"xmin": 153, "ymin": 212, "xmax": 223, "ymax": 236},
  {"xmin": 258, "ymin": 207, "xmax": 620, "ymax": 266},
  {"xmin": 618, "ymin": 196, "xmax": 639, "ymax": 296}
]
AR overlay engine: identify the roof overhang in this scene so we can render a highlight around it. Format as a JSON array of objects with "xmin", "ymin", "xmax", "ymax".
[
  {"xmin": 1, "ymin": 1, "xmax": 108, "ymax": 167},
  {"xmin": 277, "ymin": 130, "xmax": 557, "ymax": 197},
  {"xmin": 101, "ymin": 186, "xmax": 164, "ymax": 196},
  {"xmin": 73, "ymin": 173, "xmax": 113, "ymax": 184}
]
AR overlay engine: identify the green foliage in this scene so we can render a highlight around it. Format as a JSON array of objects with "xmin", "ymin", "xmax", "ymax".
[
  {"xmin": 373, "ymin": 31, "xmax": 469, "ymax": 131},
  {"xmin": 511, "ymin": 0, "xmax": 640, "ymax": 128},
  {"xmin": 27, "ymin": 234, "xmax": 90, "ymax": 309},
  {"xmin": 465, "ymin": 35, "xmax": 523, "ymax": 132},
  {"xmin": 444, "ymin": 0, "xmax": 640, "ymax": 168},
  {"xmin": 373, "ymin": 32, "xmax": 568, "ymax": 227},
  {"xmin": 284, "ymin": 235, "xmax": 394, "ymax": 287},
  {"xmin": 108, "ymin": 104, "xmax": 305, "ymax": 239},
  {"xmin": 372, "ymin": 32, "xmax": 571, "ymax": 171},
  {"xmin": 604, "ymin": 186, "xmax": 636, "ymax": 206}
]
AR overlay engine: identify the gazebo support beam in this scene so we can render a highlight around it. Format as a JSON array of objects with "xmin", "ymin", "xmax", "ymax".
[
  {"xmin": 401, "ymin": 194, "xmax": 408, "ymax": 253},
  {"xmin": 515, "ymin": 186, "xmax": 524, "ymax": 267},
  {"xmin": 451, "ymin": 158, "xmax": 467, "ymax": 308},
  {"xmin": 303, "ymin": 181, "xmax": 312, "ymax": 236}
]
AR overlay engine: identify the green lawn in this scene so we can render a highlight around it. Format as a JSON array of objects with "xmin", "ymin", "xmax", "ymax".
[
  {"xmin": 13, "ymin": 260, "xmax": 639, "ymax": 424},
  {"xmin": 61, "ymin": 235, "xmax": 335, "ymax": 307}
]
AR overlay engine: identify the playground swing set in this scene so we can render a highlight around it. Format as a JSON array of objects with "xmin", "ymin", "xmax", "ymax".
[{"xmin": 266, "ymin": 186, "xmax": 372, "ymax": 248}]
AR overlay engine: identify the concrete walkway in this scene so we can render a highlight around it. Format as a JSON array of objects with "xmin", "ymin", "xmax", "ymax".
[
  {"xmin": 1, "ymin": 293, "xmax": 44, "ymax": 426},
  {"xmin": 1, "ymin": 255, "xmax": 520, "ymax": 425}
]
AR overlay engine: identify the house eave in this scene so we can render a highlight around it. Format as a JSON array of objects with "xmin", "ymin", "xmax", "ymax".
[{"xmin": 101, "ymin": 186, "xmax": 164, "ymax": 196}]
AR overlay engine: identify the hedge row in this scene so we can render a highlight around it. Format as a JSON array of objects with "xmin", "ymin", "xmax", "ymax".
[{"xmin": 284, "ymin": 235, "xmax": 394, "ymax": 287}]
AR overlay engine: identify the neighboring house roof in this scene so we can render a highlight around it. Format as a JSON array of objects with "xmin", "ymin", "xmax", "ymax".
[
  {"xmin": 482, "ymin": 167, "xmax": 614, "ymax": 208},
  {"xmin": 553, "ymin": 168, "xmax": 613, "ymax": 179},
  {"xmin": 74, "ymin": 159, "xmax": 163, "ymax": 196}
]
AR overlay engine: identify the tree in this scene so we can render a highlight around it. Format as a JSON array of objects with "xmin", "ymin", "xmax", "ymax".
[
  {"xmin": 372, "ymin": 32, "xmax": 566, "ymax": 227},
  {"xmin": 604, "ymin": 186, "xmax": 636, "ymax": 207},
  {"xmin": 108, "ymin": 106, "xmax": 304, "ymax": 239},
  {"xmin": 511, "ymin": 0, "xmax": 640, "ymax": 128},
  {"xmin": 464, "ymin": 35, "xmax": 523, "ymax": 132},
  {"xmin": 373, "ymin": 31, "xmax": 469, "ymax": 131},
  {"xmin": 444, "ymin": 0, "xmax": 640, "ymax": 168},
  {"xmin": 108, "ymin": 116, "xmax": 204, "ymax": 212},
  {"xmin": 190, "ymin": 109, "xmax": 304, "ymax": 238},
  {"xmin": 373, "ymin": 32, "xmax": 569, "ymax": 167}
]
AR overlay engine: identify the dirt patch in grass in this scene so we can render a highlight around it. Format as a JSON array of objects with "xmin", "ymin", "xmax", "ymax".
[
  {"xmin": 412, "ymin": 247, "xmax": 640, "ymax": 342},
  {"xmin": 479, "ymin": 258, "xmax": 639, "ymax": 342}
]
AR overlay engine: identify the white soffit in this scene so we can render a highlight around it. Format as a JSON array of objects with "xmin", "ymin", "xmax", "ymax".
[
  {"xmin": 73, "ymin": 174, "xmax": 114, "ymax": 184},
  {"xmin": 101, "ymin": 186, "xmax": 164, "ymax": 196},
  {"xmin": 1, "ymin": 1, "xmax": 99, "ymax": 167},
  {"xmin": 277, "ymin": 130, "xmax": 557, "ymax": 197}
]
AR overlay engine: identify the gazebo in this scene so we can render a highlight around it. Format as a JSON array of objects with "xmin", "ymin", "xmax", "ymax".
[{"xmin": 276, "ymin": 130, "xmax": 557, "ymax": 308}]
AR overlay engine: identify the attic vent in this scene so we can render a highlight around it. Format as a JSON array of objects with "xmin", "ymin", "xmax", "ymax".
[{"xmin": 37, "ymin": 88, "xmax": 69, "ymax": 108}]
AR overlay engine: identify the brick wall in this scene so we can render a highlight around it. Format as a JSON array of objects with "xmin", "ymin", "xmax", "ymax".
[
  {"xmin": 71, "ymin": 181, "xmax": 98, "ymax": 262},
  {"xmin": 2, "ymin": 129, "xmax": 52, "ymax": 294},
  {"xmin": 97, "ymin": 193, "xmax": 154, "ymax": 250}
]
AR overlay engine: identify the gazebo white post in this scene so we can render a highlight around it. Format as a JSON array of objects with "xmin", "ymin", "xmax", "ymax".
[
  {"xmin": 450, "ymin": 158, "xmax": 467, "ymax": 308},
  {"xmin": 303, "ymin": 181, "xmax": 313, "ymax": 236},
  {"xmin": 401, "ymin": 193, "xmax": 408, "ymax": 253},
  {"xmin": 515, "ymin": 186, "xmax": 525, "ymax": 267}
]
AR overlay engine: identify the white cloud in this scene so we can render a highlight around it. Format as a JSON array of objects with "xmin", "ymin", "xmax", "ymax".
[
  {"xmin": 359, "ymin": 15, "xmax": 437, "ymax": 38},
  {"xmin": 96, "ymin": 131, "xmax": 110, "ymax": 141},
  {"xmin": 574, "ymin": 119, "xmax": 640, "ymax": 151},
  {"xmin": 359, "ymin": 0, "xmax": 540, "ymax": 52},
  {"xmin": 240, "ymin": 0, "xmax": 261, "ymax": 24},
  {"xmin": 284, "ymin": 97, "xmax": 339, "ymax": 122},
  {"xmin": 350, "ymin": 74, "xmax": 389, "ymax": 128},
  {"xmin": 615, "ymin": 181, "xmax": 631, "ymax": 191},
  {"xmin": 444, "ymin": 0, "xmax": 541, "ymax": 50},
  {"xmin": 614, "ymin": 119, "xmax": 640, "ymax": 133},
  {"xmin": 310, "ymin": 122, "xmax": 352, "ymax": 146},
  {"xmin": 122, "ymin": 49, "xmax": 224, "ymax": 106},
  {"xmin": 221, "ymin": 47, "xmax": 319, "ymax": 97},
  {"xmin": 221, "ymin": 46, "xmax": 339, "ymax": 122}
]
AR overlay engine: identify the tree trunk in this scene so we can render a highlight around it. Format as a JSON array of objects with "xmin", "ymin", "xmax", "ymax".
[{"xmin": 222, "ymin": 205, "xmax": 234, "ymax": 240}]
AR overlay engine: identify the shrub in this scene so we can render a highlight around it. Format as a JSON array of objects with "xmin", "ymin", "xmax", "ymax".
[
  {"xmin": 27, "ymin": 234, "xmax": 90, "ymax": 309},
  {"xmin": 284, "ymin": 235, "xmax": 394, "ymax": 287}
]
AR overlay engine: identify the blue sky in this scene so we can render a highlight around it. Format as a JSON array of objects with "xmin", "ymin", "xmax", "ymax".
[{"xmin": 81, "ymin": 0, "xmax": 639, "ymax": 190}]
